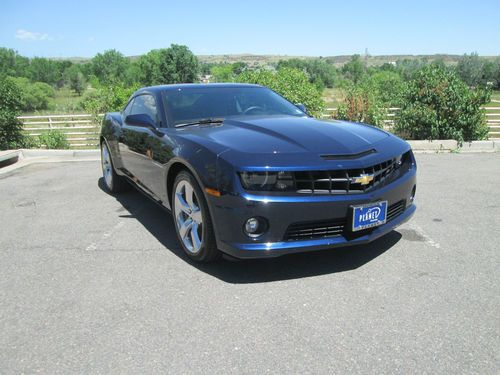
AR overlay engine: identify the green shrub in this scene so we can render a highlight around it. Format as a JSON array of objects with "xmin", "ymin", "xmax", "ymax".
[
  {"xmin": 38, "ymin": 130, "xmax": 70, "ymax": 149},
  {"xmin": 237, "ymin": 67, "xmax": 325, "ymax": 117},
  {"xmin": 22, "ymin": 135, "xmax": 41, "ymax": 149},
  {"xmin": 0, "ymin": 76, "xmax": 25, "ymax": 150},
  {"xmin": 395, "ymin": 64, "xmax": 490, "ymax": 142},
  {"xmin": 8, "ymin": 77, "xmax": 55, "ymax": 111},
  {"xmin": 80, "ymin": 83, "xmax": 138, "ymax": 118},
  {"xmin": 334, "ymin": 82, "xmax": 387, "ymax": 127},
  {"xmin": 365, "ymin": 71, "xmax": 405, "ymax": 106}
]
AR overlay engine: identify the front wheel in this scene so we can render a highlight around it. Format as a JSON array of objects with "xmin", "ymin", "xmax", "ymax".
[
  {"xmin": 172, "ymin": 171, "xmax": 221, "ymax": 262},
  {"xmin": 101, "ymin": 141, "xmax": 128, "ymax": 194}
]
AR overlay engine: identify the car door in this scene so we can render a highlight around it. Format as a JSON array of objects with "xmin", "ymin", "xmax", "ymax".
[{"xmin": 120, "ymin": 93, "xmax": 170, "ymax": 199}]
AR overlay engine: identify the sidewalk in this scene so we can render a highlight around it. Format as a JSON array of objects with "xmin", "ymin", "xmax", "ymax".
[{"xmin": 0, "ymin": 149, "xmax": 100, "ymax": 176}]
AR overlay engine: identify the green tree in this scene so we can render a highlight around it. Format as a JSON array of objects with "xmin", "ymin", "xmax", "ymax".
[
  {"xmin": 210, "ymin": 64, "xmax": 236, "ymax": 82},
  {"xmin": 64, "ymin": 65, "xmax": 86, "ymax": 95},
  {"xmin": 0, "ymin": 47, "xmax": 30, "ymax": 77},
  {"xmin": 456, "ymin": 53, "xmax": 484, "ymax": 87},
  {"xmin": 395, "ymin": 64, "xmax": 490, "ymax": 142},
  {"xmin": 395, "ymin": 58, "xmax": 428, "ymax": 81},
  {"xmin": 123, "ymin": 62, "xmax": 141, "ymax": 86},
  {"xmin": 237, "ymin": 67, "xmax": 325, "ymax": 117},
  {"xmin": 341, "ymin": 55, "xmax": 365, "ymax": 84},
  {"xmin": 91, "ymin": 49, "xmax": 130, "ymax": 84},
  {"xmin": 137, "ymin": 44, "xmax": 199, "ymax": 86},
  {"xmin": 0, "ymin": 77, "xmax": 25, "ymax": 150},
  {"xmin": 28, "ymin": 57, "xmax": 63, "ymax": 86},
  {"xmin": 277, "ymin": 58, "xmax": 337, "ymax": 89}
]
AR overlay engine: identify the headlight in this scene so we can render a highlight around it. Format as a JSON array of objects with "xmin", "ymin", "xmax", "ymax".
[{"xmin": 239, "ymin": 171, "xmax": 295, "ymax": 191}]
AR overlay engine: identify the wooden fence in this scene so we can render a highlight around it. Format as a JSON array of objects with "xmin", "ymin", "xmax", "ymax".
[
  {"xmin": 18, "ymin": 114, "xmax": 101, "ymax": 149},
  {"xmin": 18, "ymin": 107, "xmax": 500, "ymax": 149},
  {"xmin": 322, "ymin": 106, "xmax": 500, "ymax": 140}
]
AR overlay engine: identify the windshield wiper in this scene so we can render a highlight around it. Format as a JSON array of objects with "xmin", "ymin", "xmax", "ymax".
[{"xmin": 174, "ymin": 118, "xmax": 225, "ymax": 128}]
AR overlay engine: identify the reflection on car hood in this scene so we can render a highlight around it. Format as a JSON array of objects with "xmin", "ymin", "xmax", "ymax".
[{"xmin": 181, "ymin": 116, "xmax": 390, "ymax": 155}]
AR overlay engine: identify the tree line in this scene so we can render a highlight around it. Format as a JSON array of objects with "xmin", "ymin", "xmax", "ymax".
[
  {"xmin": 1, "ymin": 45, "xmax": 499, "ymax": 96},
  {"xmin": 0, "ymin": 44, "xmax": 498, "ymax": 149}
]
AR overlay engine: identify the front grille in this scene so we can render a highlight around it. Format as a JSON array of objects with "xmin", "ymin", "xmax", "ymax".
[
  {"xmin": 283, "ymin": 200, "xmax": 406, "ymax": 241},
  {"xmin": 294, "ymin": 158, "xmax": 397, "ymax": 195}
]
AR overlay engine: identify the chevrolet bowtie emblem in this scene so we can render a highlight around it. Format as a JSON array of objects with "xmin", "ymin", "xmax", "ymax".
[{"xmin": 353, "ymin": 173, "xmax": 374, "ymax": 185}]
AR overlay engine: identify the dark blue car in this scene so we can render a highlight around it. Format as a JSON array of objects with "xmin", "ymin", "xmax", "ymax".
[{"xmin": 100, "ymin": 83, "xmax": 416, "ymax": 262}]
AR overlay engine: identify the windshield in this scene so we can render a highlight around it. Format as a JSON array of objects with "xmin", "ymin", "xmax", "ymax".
[{"xmin": 161, "ymin": 86, "xmax": 306, "ymax": 126}]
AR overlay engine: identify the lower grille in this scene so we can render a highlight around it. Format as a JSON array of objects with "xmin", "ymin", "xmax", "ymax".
[
  {"xmin": 387, "ymin": 200, "xmax": 406, "ymax": 222},
  {"xmin": 283, "ymin": 200, "xmax": 406, "ymax": 241},
  {"xmin": 284, "ymin": 218, "xmax": 346, "ymax": 241}
]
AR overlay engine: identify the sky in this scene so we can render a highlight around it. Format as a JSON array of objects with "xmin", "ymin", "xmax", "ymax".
[{"xmin": 1, "ymin": 0, "xmax": 499, "ymax": 58}]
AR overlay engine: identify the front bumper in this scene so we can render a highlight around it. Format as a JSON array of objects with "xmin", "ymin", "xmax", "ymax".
[{"xmin": 209, "ymin": 168, "xmax": 416, "ymax": 259}]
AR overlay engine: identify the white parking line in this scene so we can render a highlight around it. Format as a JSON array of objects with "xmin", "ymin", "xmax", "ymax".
[
  {"xmin": 85, "ymin": 221, "xmax": 125, "ymax": 251},
  {"xmin": 407, "ymin": 223, "xmax": 441, "ymax": 249}
]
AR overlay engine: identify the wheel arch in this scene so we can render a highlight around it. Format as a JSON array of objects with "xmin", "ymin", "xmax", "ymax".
[{"xmin": 165, "ymin": 158, "xmax": 209, "ymax": 210}]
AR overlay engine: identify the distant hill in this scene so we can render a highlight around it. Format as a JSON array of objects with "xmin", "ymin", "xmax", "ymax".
[
  {"xmin": 197, "ymin": 54, "xmax": 498, "ymax": 67},
  {"xmin": 57, "ymin": 54, "xmax": 498, "ymax": 66}
]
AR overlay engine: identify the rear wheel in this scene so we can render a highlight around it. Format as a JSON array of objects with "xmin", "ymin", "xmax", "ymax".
[
  {"xmin": 101, "ymin": 141, "xmax": 128, "ymax": 193},
  {"xmin": 172, "ymin": 171, "xmax": 220, "ymax": 262}
]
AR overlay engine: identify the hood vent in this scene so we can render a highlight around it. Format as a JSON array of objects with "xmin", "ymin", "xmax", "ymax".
[{"xmin": 320, "ymin": 149, "xmax": 376, "ymax": 160}]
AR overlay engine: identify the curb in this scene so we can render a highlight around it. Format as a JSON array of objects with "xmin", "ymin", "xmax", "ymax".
[
  {"xmin": 20, "ymin": 149, "xmax": 100, "ymax": 158},
  {"xmin": 407, "ymin": 140, "xmax": 500, "ymax": 153},
  {"xmin": 459, "ymin": 140, "xmax": 499, "ymax": 153},
  {"xmin": 0, "ymin": 149, "xmax": 100, "ymax": 177},
  {"xmin": 407, "ymin": 140, "xmax": 458, "ymax": 153},
  {"xmin": 0, "ymin": 150, "xmax": 23, "ymax": 167}
]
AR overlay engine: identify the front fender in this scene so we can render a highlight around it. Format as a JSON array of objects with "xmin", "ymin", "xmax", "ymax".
[
  {"xmin": 101, "ymin": 112, "xmax": 125, "ymax": 172},
  {"xmin": 162, "ymin": 137, "xmax": 222, "ymax": 207}
]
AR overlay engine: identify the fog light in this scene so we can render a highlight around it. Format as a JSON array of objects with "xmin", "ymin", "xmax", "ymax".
[
  {"xmin": 245, "ymin": 218, "xmax": 260, "ymax": 234},
  {"xmin": 410, "ymin": 185, "xmax": 416, "ymax": 203},
  {"xmin": 244, "ymin": 217, "xmax": 268, "ymax": 238}
]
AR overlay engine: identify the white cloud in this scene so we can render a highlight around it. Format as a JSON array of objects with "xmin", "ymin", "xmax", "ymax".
[{"xmin": 15, "ymin": 29, "xmax": 53, "ymax": 41}]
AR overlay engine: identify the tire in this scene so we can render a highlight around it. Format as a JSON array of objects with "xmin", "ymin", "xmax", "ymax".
[
  {"xmin": 172, "ymin": 171, "xmax": 221, "ymax": 262},
  {"xmin": 101, "ymin": 141, "xmax": 128, "ymax": 194}
]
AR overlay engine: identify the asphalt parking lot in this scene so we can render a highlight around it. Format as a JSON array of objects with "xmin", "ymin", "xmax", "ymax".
[{"xmin": 0, "ymin": 153, "xmax": 499, "ymax": 374}]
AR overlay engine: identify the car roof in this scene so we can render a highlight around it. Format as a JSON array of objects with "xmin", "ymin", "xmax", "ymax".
[{"xmin": 136, "ymin": 83, "xmax": 262, "ymax": 94}]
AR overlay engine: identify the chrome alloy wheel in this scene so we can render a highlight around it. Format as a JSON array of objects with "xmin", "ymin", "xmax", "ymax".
[
  {"xmin": 174, "ymin": 180, "xmax": 204, "ymax": 254},
  {"xmin": 101, "ymin": 143, "xmax": 113, "ymax": 188}
]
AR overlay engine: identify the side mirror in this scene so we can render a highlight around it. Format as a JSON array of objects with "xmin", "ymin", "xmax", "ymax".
[
  {"xmin": 295, "ymin": 103, "xmax": 308, "ymax": 114},
  {"xmin": 125, "ymin": 114, "xmax": 156, "ymax": 129}
]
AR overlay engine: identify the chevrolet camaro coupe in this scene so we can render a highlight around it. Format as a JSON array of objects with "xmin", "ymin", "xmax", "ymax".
[{"xmin": 100, "ymin": 83, "xmax": 416, "ymax": 262}]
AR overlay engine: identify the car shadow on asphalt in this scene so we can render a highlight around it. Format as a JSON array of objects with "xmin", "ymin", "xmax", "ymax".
[{"xmin": 98, "ymin": 178, "xmax": 402, "ymax": 284}]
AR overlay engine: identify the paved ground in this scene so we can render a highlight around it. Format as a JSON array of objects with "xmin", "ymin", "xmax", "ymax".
[{"xmin": 0, "ymin": 154, "xmax": 499, "ymax": 374}]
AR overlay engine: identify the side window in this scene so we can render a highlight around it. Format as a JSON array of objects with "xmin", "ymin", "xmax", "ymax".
[
  {"xmin": 131, "ymin": 94, "xmax": 160, "ymax": 127},
  {"xmin": 123, "ymin": 99, "xmax": 134, "ymax": 117}
]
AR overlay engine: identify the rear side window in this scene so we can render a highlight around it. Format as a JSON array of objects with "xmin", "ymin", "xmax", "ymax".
[{"xmin": 131, "ymin": 94, "xmax": 160, "ymax": 126}]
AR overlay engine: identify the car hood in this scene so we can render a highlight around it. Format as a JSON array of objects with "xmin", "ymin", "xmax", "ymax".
[
  {"xmin": 181, "ymin": 116, "xmax": 389, "ymax": 155},
  {"xmin": 176, "ymin": 115, "xmax": 410, "ymax": 170}
]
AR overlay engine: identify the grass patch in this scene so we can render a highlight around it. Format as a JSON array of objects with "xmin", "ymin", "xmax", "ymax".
[
  {"xmin": 22, "ymin": 87, "xmax": 86, "ymax": 116},
  {"xmin": 322, "ymin": 88, "xmax": 343, "ymax": 109}
]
